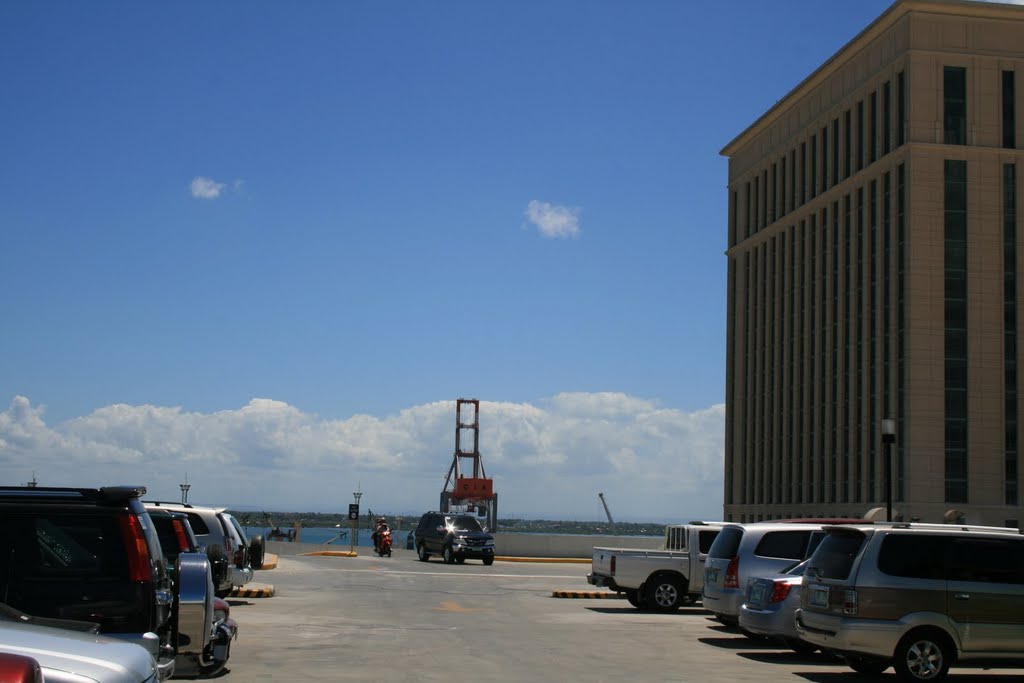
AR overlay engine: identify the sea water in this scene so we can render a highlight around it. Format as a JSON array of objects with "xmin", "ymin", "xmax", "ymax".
[{"xmin": 244, "ymin": 526, "xmax": 412, "ymax": 548}]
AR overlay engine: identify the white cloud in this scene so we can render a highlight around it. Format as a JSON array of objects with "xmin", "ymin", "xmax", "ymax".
[
  {"xmin": 190, "ymin": 176, "xmax": 227, "ymax": 199},
  {"xmin": 525, "ymin": 200, "xmax": 581, "ymax": 239},
  {"xmin": 0, "ymin": 394, "xmax": 724, "ymax": 522}
]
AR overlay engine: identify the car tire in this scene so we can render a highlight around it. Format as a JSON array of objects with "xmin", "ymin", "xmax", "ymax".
[
  {"xmin": 482, "ymin": 556, "xmax": 494, "ymax": 566},
  {"xmin": 442, "ymin": 545, "xmax": 455, "ymax": 564},
  {"xmin": 892, "ymin": 629, "xmax": 952, "ymax": 682},
  {"xmin": 846, "ymin": 655, "xmax": 890, "ymax": 675},
  {"xmin": 625, "ymin": 590, "xmax": 643, "ymax": 608},
  {"xmin": 206, "ymin": 544, "xmax": 231, "ymax": 597},
  {"xmin": 645, "ymin": 574, "xmax": 685, "ymax": 613},
  {"xmin": 249, "ymin": 534, "xmax": 265, "ymax": 570},
  {"xmin": 417, "ymin": 543, "xmax": 430, "ymax": 562}
]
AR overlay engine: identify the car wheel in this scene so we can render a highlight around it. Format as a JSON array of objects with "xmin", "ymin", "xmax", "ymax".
[
  {"xmin": 442, "ymin": 545, "xmax": 455, "ymax": 564},
  {"xmin": 416, "ymin": 543, "xmax": 430, "ymax": 562},
  {"xmin": 892, "ymin": 629, "xmax": 952, "ymax": 682},
  {"xmin": 646, "ymin": 574, "xmax": 685, "ymax": 613},
  {"xmin": 845, "ymin": 655, "xmax": 890, "ymax": 675},
  {"xmin": 482, "ymin": 556, "xmax": 494, "ymax": 566},
  {"xmin": 248, "ymin": 534, "xmax": 265, "ymax": 570}
]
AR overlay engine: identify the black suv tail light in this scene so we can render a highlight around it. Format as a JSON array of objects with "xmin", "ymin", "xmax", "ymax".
[{"xmin": 119, "ymin": 514, "xmax": 153, "ymax": 581}]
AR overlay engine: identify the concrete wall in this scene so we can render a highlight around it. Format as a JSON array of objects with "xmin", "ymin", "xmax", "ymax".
[{"xmin": 267, "ymin": 533, "xmax": 662, "ymax": 559}]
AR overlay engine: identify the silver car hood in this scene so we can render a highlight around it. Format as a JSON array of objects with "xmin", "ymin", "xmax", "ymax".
[{"xmin": 0, "ymin": 620, "xmax": 156, "ymax": 683}]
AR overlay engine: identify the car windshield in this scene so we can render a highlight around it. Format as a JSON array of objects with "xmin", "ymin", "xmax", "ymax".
[{"xmin": 447, "ymin": 516, "xmax": 483, "ymax": 532}]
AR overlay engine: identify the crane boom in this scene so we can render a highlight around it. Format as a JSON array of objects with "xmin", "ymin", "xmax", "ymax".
[{"xmin": 598, "ymin": 493, "xmax": 616, "ymax": 534}]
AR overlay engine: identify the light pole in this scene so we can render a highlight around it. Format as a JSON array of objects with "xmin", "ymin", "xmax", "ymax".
[
  {"xmin": 351, "ymin": 490, "xmax": 363, "ymax": 554},
  {"xmin": 881, "ymin": 418, "xmax": 896, "ymax": 522}
]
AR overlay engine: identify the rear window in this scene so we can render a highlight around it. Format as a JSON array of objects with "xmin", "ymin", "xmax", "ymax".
[
  {"xmin": 708, "ymin": 526, "xmax": 743, "ymax": 559},
  {"xmin": 698, "ymin": 530, "xmax": 720, "ymax": 554},
  {"xmin": 806, "ymin": 530, "xmax": 866, "ymax": 580},
  {"xmin": 754, "ymin": 530, "xmax": 812, "ymax": 559},
  {"xmin": 1, "ymin": 514, "xmax": 129, "ymax": 579},
  {"xmin": 185, "ymin": 512, "xmax": 210, "ymax": 535},
  {"xmin": 878, "ymin": 535, "xmax": 947, "ymax": 579}
]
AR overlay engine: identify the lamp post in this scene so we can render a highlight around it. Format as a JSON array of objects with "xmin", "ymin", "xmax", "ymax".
[
  {"xmin": 881, "ymin": 418, "xmax": 896, "ymax": 522},
  {"xmin": 351, "ymin": 490, "xmax": 363, "ymax": 554}
]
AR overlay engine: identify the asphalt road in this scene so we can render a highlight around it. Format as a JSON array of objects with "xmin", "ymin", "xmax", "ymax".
[{"xmin": 221, "ymin": 548, "xmax": 1024, "ymax": 682}]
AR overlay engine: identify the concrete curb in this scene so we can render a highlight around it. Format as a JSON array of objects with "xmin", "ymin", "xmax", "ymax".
[
  {"xmin": 551, "ymin": 590, "xmax": 624, "ymax": 599},
  {"xmin": 300, "ymin": 550, "xmax": 359, "ymax": 557},
  {"xmin": 230, "ymin": 584, "xmax": 275, "ymax": 598},
  {"xmin": 256, "ymin": 553, "xmax": 279, "ymax": 571}
]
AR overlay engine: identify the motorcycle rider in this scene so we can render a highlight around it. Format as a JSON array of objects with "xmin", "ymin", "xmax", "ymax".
[{"xmin": 372, "ymin": 517, "xmax": 389, "ymax": 553}]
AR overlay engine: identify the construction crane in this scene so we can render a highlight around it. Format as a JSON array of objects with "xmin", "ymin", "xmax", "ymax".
[
  {"xmin": 440, "ymin": 399, "xmax": 497, "ymax": 532},
  {"xmin": 598, "ymin": 493, "xmax": 616, "ymax": 535}
]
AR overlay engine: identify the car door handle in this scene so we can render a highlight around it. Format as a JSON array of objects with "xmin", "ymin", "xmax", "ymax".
[{"xmin": 953, "ymin": 593, "xmax": 970, "ymax": 600}]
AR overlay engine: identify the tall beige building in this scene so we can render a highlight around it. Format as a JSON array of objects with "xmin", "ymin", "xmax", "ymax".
[{"xmin": 722, "ymin": 0, "xmax": 1024, "ymax": 526}]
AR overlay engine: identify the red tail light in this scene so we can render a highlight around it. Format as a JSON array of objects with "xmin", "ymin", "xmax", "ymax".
[
  {"xmin": 723, "ymin": 556, "xmax": 739, "ymax": 588},
  {"xmin": 770, "ymin": 581, "xmax": 793, "ymax": 603},
  {"xmin": 610, "ymin": 556, "xmax": 616, "ymax": 576},
  {"xmin": 172, "ymin": 519, "xmax": 190, "ymax": 551},
  {"xmin": 119, "ymin": 515, "xmax": 153, "ymax": 582}
]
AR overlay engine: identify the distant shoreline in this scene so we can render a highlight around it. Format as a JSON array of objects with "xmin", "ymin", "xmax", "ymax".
[{"xmin": 233, "ymin": 511, "xmax": 667, "ymax": 536}]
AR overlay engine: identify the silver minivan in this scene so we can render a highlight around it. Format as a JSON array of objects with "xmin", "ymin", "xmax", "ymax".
[
  {"xmin": 703, "ymin": 521, "xmax": 836, "ymax": 625},
  {"xmin": 795, "ymin": 522, "xmax": 1024, "ymax": 682}
]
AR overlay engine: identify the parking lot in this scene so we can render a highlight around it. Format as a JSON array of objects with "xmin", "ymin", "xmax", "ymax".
[{"xmin": 223, "ymin": 549, "xmax": 1023, "ymax": 682}]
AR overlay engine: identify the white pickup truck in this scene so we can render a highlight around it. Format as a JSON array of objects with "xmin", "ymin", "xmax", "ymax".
[{"xmin": 586, "ymin": 521, "xmax": 725, "ymax": 611}]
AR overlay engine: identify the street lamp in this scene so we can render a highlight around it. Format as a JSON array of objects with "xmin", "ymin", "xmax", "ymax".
[
  {"xmin": 881, "ymin": 418, "xmax": 896, "ymax": 522},
  {"xmin": 351, "ymin": 490, "xmax": 363, "ymax": 553}
]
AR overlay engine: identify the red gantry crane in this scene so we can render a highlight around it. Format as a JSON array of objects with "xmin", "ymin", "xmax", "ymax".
[{"xmin": 440, "ymin": 398, "xmax": 497, "ymax": 532}]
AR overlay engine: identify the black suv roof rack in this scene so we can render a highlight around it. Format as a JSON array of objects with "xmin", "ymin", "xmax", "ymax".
[{"xmin": 0, "ymin": 485, "xmax": 146, "ymax": 503}]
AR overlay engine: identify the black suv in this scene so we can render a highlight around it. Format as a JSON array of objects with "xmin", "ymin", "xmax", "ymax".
[
  {"xmin": 0, "ymin": 485, "xmax": 213, "ymax": 681},
  {"xmin": 415, "ymin": 512, "xmax": 495, "ymax": 565}
]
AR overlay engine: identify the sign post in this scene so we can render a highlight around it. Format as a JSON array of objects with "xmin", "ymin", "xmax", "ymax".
[{"xmin": 349, "ymin": 493, "xmax": 361, "ymax": 554}]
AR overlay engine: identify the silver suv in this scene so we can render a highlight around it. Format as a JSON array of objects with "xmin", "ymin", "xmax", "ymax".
[
  {"xmin": 145, "ymin": 502, "xmax": 255, "ymax": 597},
  {"xmin": 795, "ymin": 522, "xmax": 1024, "ymax": 681},
  {"xmin": 703, "ymin": 521, "xmax": 833, "ymax": 625}
]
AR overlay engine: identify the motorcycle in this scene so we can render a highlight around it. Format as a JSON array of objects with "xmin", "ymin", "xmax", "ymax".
[{"xmin": 376, "ymin": 529, "xmax": 393, "ymax": 557}]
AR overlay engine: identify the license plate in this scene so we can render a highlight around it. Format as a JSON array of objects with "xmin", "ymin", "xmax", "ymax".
[
  {"xmin": 811, "ymin": 586, "xmax": 829, "ymax": 607},
  {"xmin": 749, "ymin": 584, "xmax": 766, "ymax": 605}
]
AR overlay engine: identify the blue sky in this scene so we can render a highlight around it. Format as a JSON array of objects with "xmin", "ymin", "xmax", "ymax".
[{"xmin": 1, "ymin": 0, "xmax": 902, "ymax": 520}]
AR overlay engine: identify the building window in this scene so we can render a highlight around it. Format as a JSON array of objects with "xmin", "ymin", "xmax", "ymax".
[
  {"xmin": 945, "ymin": 159, "xmax": 968, "ymax": 504},
  {"xmin": 897, "ymin": 71, "xmax": 906, "ymax": 147},
  {"xmin": 1006, "ymin": 164, "xmax": 1019, "ymax": 506},
  {"xmin": 883, "ymin": 81, "xmax": 892, "ymax": 155},
  {"xmin": 844, "ymin": 109, "xmax": 852, "ymax": 180},
  {"xmin": 810, "ymin": 135, "xmax": 818, "ymax": 198},
  {"xmin": 869, "ymin": 92, "xmax": 878, "ymax": 164},
  {"xmin": 869, "ymin": 179, "xmax": 878, "ymax": 501},
  {"xmin": 856, "ymin": 100, "xmax": 864, "ymax": 172},
  {"xmin": 832, "ymin": 119, "xmax": 840, "ymax": 187},
  {"xmin": 800, "ymin": 142, "xmax": 807, "ymax": 205},
  {"xmin": 1003, "ymin": 71, "xmax": 1016, "ymax": 150},
  {"xmin": 745, "ymin": 182, "xmax": 751, "ymax": 239},
  {"xmin": 897, "ymin": 164, "xmax": 907, "ymax": 502},
  {"xmin": 944, "ymin": 67, "xmax": 967, "ymax": 145},
  {"xmin": 822, "ymin": 126, "xmax": 829, "ymax": 191}
]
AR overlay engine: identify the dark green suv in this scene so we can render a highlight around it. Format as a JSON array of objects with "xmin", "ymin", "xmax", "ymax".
[{"xmin": 415, "ymin": 512, "xmax": 495, "ymax": 565}]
